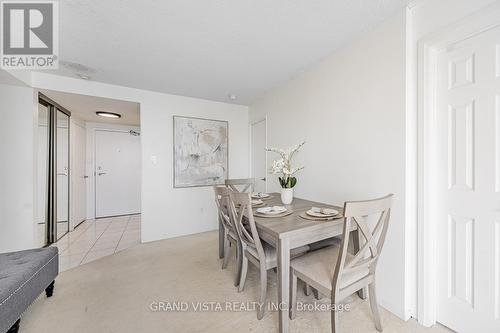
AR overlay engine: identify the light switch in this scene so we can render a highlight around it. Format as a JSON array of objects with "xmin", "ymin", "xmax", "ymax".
[{"xmin": 150, "ymin": 155, "xmax": 158, "ymax": 165}]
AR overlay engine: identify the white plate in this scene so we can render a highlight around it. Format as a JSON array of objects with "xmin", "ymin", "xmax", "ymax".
[
  {"xmin": 306, "ymin": 208, "xmax": 339, "ymax": 218},
  {"xmin": 257, "ymin": 206, "xmax": 287, "ymax": 215},
  {"xmin": 252, "ymin": 192, "xmax": 270, "ymax": 199},
  {"xmin": 252, "ymin": 199, "xmax": 264, "ymax": 205}
]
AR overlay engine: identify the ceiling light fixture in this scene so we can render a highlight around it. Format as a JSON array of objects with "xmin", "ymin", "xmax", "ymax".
[
  {"xmin": 228, "ymin": 94, "xmax": 237, "ymax": 101},
  {"xmin": 96, "ymin": 111, "xmax": 121, "ymax": 119}
]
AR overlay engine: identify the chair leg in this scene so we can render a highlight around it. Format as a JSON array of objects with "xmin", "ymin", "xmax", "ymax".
[
  {"xmin": 7, "ymin": 319, "xmax": 20, "ymax": 333},
  {"xmin": 304, "ymin": 283, "xmax": 312, "ymax": 296},
  {"xmin": 289, "ymin": 270, "xmax": 297, "ymax": 320},
  {"xmin": 257, "ymin": 265, "xmax": 267, "ymax": 320},
  {"xmin": 234, "ymin": 242, "xmax": 242, "ymax": 287},
  {"xmin": 368, "ymin": 282, "xmax": 383, "ymax": 331},
  {"xmin": 45, "ymin": 280, "xmax": 55, "ymax": 297},
  {"xmin": 222, "ymin": 236, "xmax": 230, "ymax": 269},
  {"xmin": 238, "ymin": 256, "xmax": 248, "ymax": 292},
  {"xmin": 314, "ymin": 289, "xmax": 323, "ymax": 300}
]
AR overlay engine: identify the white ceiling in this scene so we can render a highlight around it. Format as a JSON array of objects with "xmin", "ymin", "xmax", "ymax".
[
  {"xmin": 40, "ymin": 89, "xmax": 140, "ymax": 126},
  {"xmin": 39, "ymin": 0, "xmax": 410, "ymax": 105}
]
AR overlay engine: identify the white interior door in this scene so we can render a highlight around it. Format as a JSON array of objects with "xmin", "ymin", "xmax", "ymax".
[
  {"xmin": 95, "ymin": 130, "xmax": 141, "ymax": 218},
  {"xmin": 71, "ymin": 121, "xmax": 87, "ymax": 228},
  {"xmin": 435, "ymin": 25, "xmax": 500, "ymax": 333},
  {"xmin": 251, "ymin": 119, "xmax": 266, "ymax": 193}
]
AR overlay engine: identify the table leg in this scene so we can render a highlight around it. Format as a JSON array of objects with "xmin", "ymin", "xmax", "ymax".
[
  {"xmin": 218, "ymin": 218, "xmax": 224, "ymax": 259},
  {"xmin": 352, "ymin": 229, "xmax": 367, "ymax": 299},
  {"xmin": 277, "ymin": 238, "xmax": 290, "ymax": 333}
]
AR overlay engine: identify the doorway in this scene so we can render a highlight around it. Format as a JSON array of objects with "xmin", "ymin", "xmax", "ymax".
[
  {"xmin": 418, "ymin": 9, "xmax": 500, "ymax": 333},
  {"xmin": 251, "ymin": 119, "xmax": 267, "ymax": 193}
]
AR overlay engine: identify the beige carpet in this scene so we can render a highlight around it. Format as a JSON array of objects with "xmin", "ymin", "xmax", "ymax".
[{"xmin": 21, "ymin": 231, "xmax": 451, "ymax": 333}]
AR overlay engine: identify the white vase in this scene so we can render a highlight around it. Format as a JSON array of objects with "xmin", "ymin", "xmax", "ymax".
[{"xmin": 281, "ymin": 188, "xmax": 294, "ymax": 205}]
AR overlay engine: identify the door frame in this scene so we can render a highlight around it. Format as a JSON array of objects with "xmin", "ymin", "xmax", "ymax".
[
  {"xmin": 249, "ymin": 117, "xmax": 268, "ymax": 192},
  {"xmin": 92, "ymin": 126, "xmax": 141, "ymax": 219},
  {"xmin": 417, "ymin": 3, "xmax": 500, "ymax": 326}
]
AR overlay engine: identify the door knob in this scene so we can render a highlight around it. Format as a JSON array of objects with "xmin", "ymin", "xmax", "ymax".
[
  {"xmin": 97, "ymin": 172, "xmax": 107, "ymax": 176},
  {"xmin": 83, "ymin": 175, "xmax": 89, "ymax": 179}
]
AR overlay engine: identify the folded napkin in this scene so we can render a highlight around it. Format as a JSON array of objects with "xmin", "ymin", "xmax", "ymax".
[
  {"xmin": 257, "ymin": 206, "xmax": 286, "ymax": 213},
  {"xmin": 311, "ymin": 207, "xmax": 337, "ymax": 215}
]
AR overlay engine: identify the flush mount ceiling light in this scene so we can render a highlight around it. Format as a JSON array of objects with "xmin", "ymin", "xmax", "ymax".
[
  {"xmin": 96, "ymin": 111, "xmax": 121, "ymax": 119},
  {"xmin": 228, "ymin": 94, "xmax": 237, "ymax": 101}
]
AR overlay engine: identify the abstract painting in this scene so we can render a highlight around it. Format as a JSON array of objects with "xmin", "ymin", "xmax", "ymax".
[{"xmin": 173, "ymin": 116, "xmax": 228, "ymax": 188}]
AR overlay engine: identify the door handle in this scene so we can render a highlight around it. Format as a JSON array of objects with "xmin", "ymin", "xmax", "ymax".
[
  {"xmin": 260, "ymin": 177, "xmax": 266, "ymax": 181},
  {"xmin": 83, "ymin": 175, "xmax": 89, "ymax": 179},
  {"xmin": 57, "ymin": 172, "xmax": 68, "ymax": 176},
  {"xmin": 97, "ymin": 172, "xmax": 107, "ymax": 176}
]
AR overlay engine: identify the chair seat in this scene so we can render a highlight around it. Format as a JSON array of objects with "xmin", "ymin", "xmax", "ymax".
[
  {"xmin": 291, "ymin": 245, "xmax": 369, "ymax": 292},
  {"xmin": 247, "ymin": 242, "xmax": 309, "ymax": 269},
  {"xmin": 308, "ymin": 237, "xmax": 341, "ymax": 251}
]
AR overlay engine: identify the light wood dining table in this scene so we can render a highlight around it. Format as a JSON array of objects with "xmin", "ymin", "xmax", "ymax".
[{"xmin": 219, "ymin": 193, "xmax": 365, "ymax": 333}]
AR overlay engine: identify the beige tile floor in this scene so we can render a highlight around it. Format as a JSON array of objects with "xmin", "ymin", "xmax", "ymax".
[{"xmin": 51, "ymin": 214, "xmax": 141, "ymax": 271}]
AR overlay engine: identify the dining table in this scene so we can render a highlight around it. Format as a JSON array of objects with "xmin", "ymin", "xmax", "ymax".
[{"xmin": 218, "ymin": 193, "xmax": 366, "ymax": 333}]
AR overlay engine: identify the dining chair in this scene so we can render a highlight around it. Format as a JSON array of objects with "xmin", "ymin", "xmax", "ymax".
[
  {"xmin": 289, "ymin": 194, "xmax": 393, "ymax": 332},
  {"xmin": 214, "ymin": 186, "xmax": 241, "ymax": 286},
  {"xmin": 228, "ymin": 191, "xmax": 310, "ymax": 320},
  {"xmin": 225, "ymin": 178, "xmax": 255, "ymax": 193}
]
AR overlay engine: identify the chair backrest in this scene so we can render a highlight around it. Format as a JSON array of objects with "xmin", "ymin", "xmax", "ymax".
[
  {"xmin": 332, "ymin": 194, "xmax": 393, "ymax": 295},
  {"xmin": 225, "ymin": 178, "xmax": 255, "ymax": 193},
  {"xmin": 214, "ymin": 186, "xmax": 233, "ymax": 231},
  {"xmin": 228, "ymin": 191, "xmax": 266, "ymax": 262}
]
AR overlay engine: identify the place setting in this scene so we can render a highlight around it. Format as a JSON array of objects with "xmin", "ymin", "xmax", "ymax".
[
  {"xmin": 254, "ymin": 205, "xmax": 293, "ymax": 218},
  {"xmin": 299, "ymin": 206, "xmax": 343, "ymax": 221},
  {"xmin": 251, "ymin": 192, "xmax": 272, "ymax": 200}
]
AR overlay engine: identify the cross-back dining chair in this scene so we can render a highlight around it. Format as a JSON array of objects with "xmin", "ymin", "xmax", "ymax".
[
  {"xmin": 289, "ymin": 194, "xmax": 394, "ymax": 332},
  {"xmin": 214, "ymin": 186, "xmax": 241, "ymax": 286},
  {"xmin": 225, "ymin": 178, "xmax": 255, "ymax": 193},
  {"xmin": 228, "ymin": 191, "xmax": 309, "ymax": 320}
]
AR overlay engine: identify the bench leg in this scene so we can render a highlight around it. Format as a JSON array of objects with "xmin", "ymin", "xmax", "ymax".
[
  {"xmin": 45, "ymin": 280, "xmax": 55, "ymax": 297},
  {"xmin": 7, "ymin": 319, "xmax": 20, "ymax": 333}
]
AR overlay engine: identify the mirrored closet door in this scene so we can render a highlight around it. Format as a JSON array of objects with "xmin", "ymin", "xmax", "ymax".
[{"xmin": 37, "ymin": 94, "xmax": 71, "ymax": 246}]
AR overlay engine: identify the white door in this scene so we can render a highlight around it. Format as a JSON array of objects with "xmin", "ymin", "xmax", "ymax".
[
  {"xmin": 251, "ymin": 119, "xmax": 267, "ymax": 193},
  {"xmin": 435, "ymin": 25, "xmax": 500, "ymax": 333},
  {"xmin": 95, "ymin": 130, "xmax": 141, "ymax": 218},
  {"xmin": 71, "ymin": 121, "xmax": 87, "ymax": 228}
]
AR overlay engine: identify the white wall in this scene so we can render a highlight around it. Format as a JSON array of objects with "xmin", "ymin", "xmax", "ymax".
[
  {"xmin": 250, "ymin": 12, "xmax": 407, "ymax": 318},
  {"xmin": 0, "ymin": 83, "xmax": 37, "ymax": 253},
  {"xmin": 30, "ymin": 72, "xmax": 249, "ymax": 243}
]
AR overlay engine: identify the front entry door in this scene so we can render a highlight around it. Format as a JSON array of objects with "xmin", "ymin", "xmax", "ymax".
[
  {"xmin": 435, "ymin": 25, "xmax": 500, "ymax": 332},
  {"xmin": 95, "ymin": 130, "xmax": 141, "ymax": 218}
]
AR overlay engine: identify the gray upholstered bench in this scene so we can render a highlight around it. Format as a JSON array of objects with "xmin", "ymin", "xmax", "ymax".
[{"xmin": 0, "ymin": 247, "xmax": 58, "ymax": 333}]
